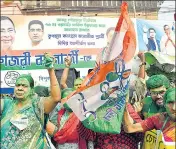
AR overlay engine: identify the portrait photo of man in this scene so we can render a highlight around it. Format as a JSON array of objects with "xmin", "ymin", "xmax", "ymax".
[
  {"xmin": 143, "ymin": 26, "xmax": 160, "ymax": 52},
  {"xmin": 28, "ymin": 20, "xmax": 44, "ymax": 48},
  {"xmin": 1, "ymin": 16, "xmax": 16, "ymax": 52},
  {"xmin": 160, "ymin": 25, "xmax": 175, "ymax": 56}
]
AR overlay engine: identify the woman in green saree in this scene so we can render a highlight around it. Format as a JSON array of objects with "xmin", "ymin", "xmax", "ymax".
[{"xmin": 1, "ymin": 53, "xmax": 61, "ymax": 149}]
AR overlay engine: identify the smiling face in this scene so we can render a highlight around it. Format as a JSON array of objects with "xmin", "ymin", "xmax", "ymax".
[
  {"xmin": 28, "ymin": 24, "xmax": 44, "ymax": 44},
  {"xmin": 14, "ymin": 78, "xmax": 32, "ymax": 100},
  {"xmin": 1, "ymin": 19, "xmax": 16, "ymax": 50},
  {"xmin": 150, "ymin": 86, "xmax": 166, "ymax": 107}
]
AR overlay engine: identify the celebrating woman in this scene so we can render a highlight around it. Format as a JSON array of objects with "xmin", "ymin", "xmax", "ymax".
[{"xmin": 1, "ymin": 53, "xmax": 61, "ymax": 149}]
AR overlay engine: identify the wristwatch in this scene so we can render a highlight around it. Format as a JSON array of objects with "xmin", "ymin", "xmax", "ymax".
[{"xmin": 139, "ymin": 62, "xmax": 146, "ymax": 67}]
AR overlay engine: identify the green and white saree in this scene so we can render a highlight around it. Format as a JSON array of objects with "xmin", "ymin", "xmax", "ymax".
[{"xmin": 1, "ymin": 96, "xmax": 50, "ymax": 149}]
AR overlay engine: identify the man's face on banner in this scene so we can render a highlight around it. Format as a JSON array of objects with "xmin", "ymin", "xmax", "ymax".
[
  {"xmin": 28, "ymin": 24, "xmax": 44, "ymax": 44},
  {"xmin": 1, "ymin": 19, "xmax": 16, "ymax": 50},
  {"xmin": 149, "ymin": 29, "xmax": 156, "ymax": 38},
  {"xmin": 164, "ymin": 25, "xmax": 170, "ymax": 35}
]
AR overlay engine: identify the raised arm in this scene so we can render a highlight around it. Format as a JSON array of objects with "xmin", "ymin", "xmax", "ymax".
[
  {"xmin": 124, "ymin": 93, "xmax": 144, "ymax": 133},
  {"xmin": 123, "ymin": 106, "xmax": 144, "ymax": 133},
  {"xmin": 60, "ymin": 56, "xmax": 72, "ymax": 89},
  {"xmin": 137, "ymin": 52, "xmax": 146, "ymax": 79},
  {"xmin": 143, "ymin": 26, "xmax": 148, "ymax": 45},
  {"xmin": 43, "ymin": 53, "xmax": 61, "ymax": 114}
]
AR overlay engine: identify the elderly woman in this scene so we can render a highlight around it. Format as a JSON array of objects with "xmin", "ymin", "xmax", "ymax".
[
  {"xmin": 124, "ymin": 88, "xmax": 175, "ymax": 142},
  {"xmin": 1, "ymin": 53, "xmax": 61, "ymax": 149}
]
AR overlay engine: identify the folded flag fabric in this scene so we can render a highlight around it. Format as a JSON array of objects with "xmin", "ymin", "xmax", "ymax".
[
  {"xmin": 96, "ymin": 2, "xmax": 136, "ymax": 65},
  {"xmin": 65, "ymin": 2, "xmax": 136, "ymax": 133}
]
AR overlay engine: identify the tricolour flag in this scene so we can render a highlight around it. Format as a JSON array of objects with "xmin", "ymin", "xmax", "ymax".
[
  {"xmin": 95, "ymin": 2, "xmax": 136, "ymax": 66},
  {"xmin": 64, "ymin": 2, "xmax": 137, "ymax": 133}
]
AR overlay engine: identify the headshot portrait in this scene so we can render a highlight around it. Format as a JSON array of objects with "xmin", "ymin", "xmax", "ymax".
[
  {"xmin": 28, "ymin": 20, "xmax": 44, "ymax": 48},
  {"xmin": 1, "ymin": 16, "xmax": 16, "ymax": 51}
]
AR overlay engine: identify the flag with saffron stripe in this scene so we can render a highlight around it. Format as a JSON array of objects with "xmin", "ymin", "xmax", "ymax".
[{"xmin": 64, "ymin": 2, "xmax": 137, "ymax": 133}]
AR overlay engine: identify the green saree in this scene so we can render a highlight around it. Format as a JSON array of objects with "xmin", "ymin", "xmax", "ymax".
[{"xmin": 1, "ymin": 96, "xmax": 50, "ymax": 149}]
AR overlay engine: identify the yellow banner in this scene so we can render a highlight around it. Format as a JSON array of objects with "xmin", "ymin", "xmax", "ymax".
[{"xmin": 143, "ymin": 130, "xmax": 175, "ymax": 149}]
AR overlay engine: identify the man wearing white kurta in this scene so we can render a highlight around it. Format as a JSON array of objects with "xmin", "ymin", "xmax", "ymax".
[{"xmin": 160, "ymin": 25, "xmax": 175, "ymax": 56}]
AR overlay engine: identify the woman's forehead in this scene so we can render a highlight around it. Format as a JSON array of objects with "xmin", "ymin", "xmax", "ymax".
[
  {"xmin": 166, "ymin": 91, "xmax": 175, "ymax": 102},
  {"xmin": 16, "ymin": 78, "xmax": 30, "ymax": 85},
  {"xmin": 74, "ymin": 79, "xmax": 82, "ymax": 85}
]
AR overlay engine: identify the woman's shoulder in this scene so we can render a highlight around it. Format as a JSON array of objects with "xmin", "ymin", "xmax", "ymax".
[
  {"xmin": 1, "ymin": 97, "xmax": 15, "ymax": 116},
  {"xmin": 2, "ymin": 97, "xmax": 14, "ymax": 107}
]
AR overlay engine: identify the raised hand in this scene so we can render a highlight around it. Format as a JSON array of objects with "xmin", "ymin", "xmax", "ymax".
[
  {"xmin": 137, "ymin": 52, "xmax": 145, "ymax": 62},
  {"xmin": 64, "ymin": 55, "xmax": 72, "ymax": 68},
  {"xmin": 143, "ymin": 26, "xmax": 148, "ymax": 33},
  {"xmin": 132, "ymin": 92, "xmax": 143, "ymax": 113},
  {"xmin": 43, "ymin": 52, "xmax": 56, "ymax": 69}
]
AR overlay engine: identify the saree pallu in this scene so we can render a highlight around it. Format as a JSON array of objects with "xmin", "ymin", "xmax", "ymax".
[
  {"xmin": 54, "ymin": 109, "xmax": 79, "ymax": 144},
  {"xmin": 1, "ymin": 97, "xmax": 50, "ymax": 149}
]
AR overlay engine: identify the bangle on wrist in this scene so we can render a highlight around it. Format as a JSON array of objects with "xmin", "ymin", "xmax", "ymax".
[{"xmin": 66, "ymin": 65, "xmax": 70, "ymax": 68}]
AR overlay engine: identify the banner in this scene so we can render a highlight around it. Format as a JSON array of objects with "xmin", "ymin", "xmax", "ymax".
[
  {"xmin": 1, "ymin": 14, "xmax": 175, "ymax": 89},
  {"xmin": 1, "ymin": 15, "xmax": 118, "ymax": 70},
  {"xmin": 143, "ymin": 130, "xmax": 175, "ymax": 149},
  {"xmin": 136, "ymin": 19, "xmax": 175, "ymax": 56}
]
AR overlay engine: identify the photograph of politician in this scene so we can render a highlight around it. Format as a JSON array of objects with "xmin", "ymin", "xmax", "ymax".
[
  {"xmin": 143, "ymin": 26, "xmax": 160, "ymax": 52},
  {"xmin": 28, "ymin": 20, "xmax": 44, "ymax": 48},
  {"xmin": 160, "ymin": 24, "xmax": 175, "ymax": 56},
  {"xmin": 1, "ymin": 16, "xmax": 16, "ymax": 52}
]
